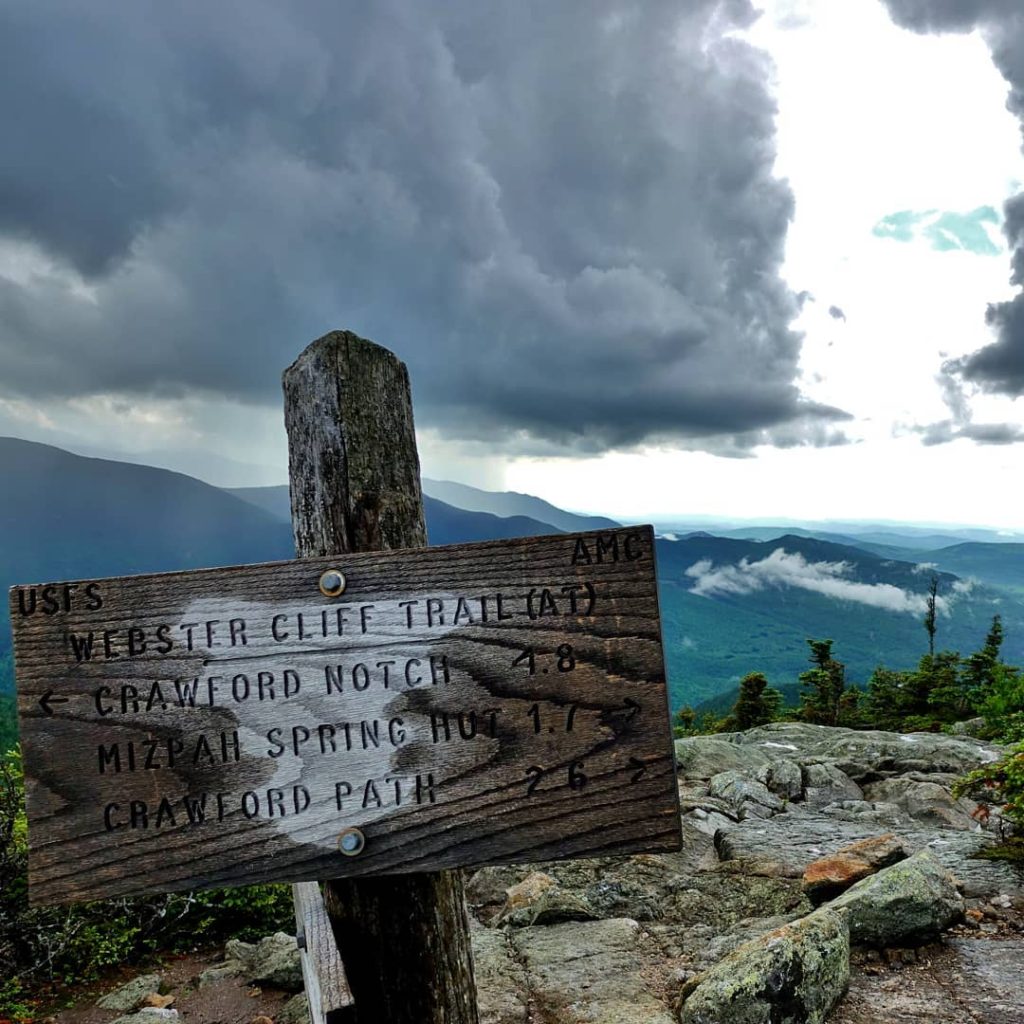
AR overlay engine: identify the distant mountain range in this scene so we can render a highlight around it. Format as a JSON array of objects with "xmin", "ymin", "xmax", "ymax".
[
  {"xmin": 3, "ymin": 436, "xmax": 1024, "ymax": 724},
  {"xmin": 422, "ymin": 478, "xmax": 619, "ymax": 533},
  {"xmin": 654, "ymin": 533, "xmax": 1024, "ymax": 708},
  {"xmin": 228, "ymin": 484, "xmax": 568, "ymax": 546}
]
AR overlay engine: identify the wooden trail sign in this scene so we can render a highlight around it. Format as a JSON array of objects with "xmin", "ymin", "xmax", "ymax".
[{"xmin": 11, "ymin": 526, "xmax": 679, "ymax": 906}]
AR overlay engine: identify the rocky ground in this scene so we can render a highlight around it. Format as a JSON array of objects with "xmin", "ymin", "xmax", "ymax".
[
  {"xmin": 466, "ymin": 723, "xmax": 1023, "ymax": 1024},
  {"xmin": 50, "ymin": 723, "xmax": 1023, "ymax": 1024},
  {"xmin": 46, "ymin": 940, "xmax": 307, "ymax": 1024}
]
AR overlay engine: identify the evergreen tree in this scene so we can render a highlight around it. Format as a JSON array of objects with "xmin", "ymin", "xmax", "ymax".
[
  {"xmin": 798, "ymin": 639, "xmax": 846, "ymax": 727},
  {"xmin": 916, "ymin": 649, "xmax": 963, "ymax": 726},
  {"xmin": 673, "ymin": 705, "xmax": 697, "ymax": 737},
  {"xmin": 865, "ymin": 665, "xmax": 912, "ymax": 731},
  {"xmin": 962, "ymin": 615, "xmax": 1004, "ymax": 703},
  {"xmin": 731, "ymin": 672, "xmax": 783, "ymax": 730},
  {"xmin": 923, "ymin": 575, "xmax": 939, "ymax": 657}
]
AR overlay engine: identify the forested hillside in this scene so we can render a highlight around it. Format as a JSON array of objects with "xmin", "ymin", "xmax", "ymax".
[
  {"xmin": 5, "ymin": 437, "xmax": 1024, "ymax": 752},
  {"xmin": 656, "ymin": 533, "xmax": 1024, "ymax": 709}
]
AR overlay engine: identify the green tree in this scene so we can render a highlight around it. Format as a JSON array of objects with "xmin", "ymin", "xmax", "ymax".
[
  {"xmin": 673, "ymin": 705, "xmax": 697, "ymax": 737},
  {"xmin": 923, "ymin": 575, "xmax": 939, "ymax": 657},
  {"xmin": 961, "ymin": 615, "xmax": 1005, "ymax": 704},
  {"xmin": 914, "ymin": 649, "xmax": 963, "ymax": 726},
  {"xmin": 978, "ymin": 663, "xmax": 1024, "ymax": 744},
  {"xmin": 798, "ymin": 639, "xmax": 846, "ymax": 727},
  {"xmin": 864, "ymin": 665, "xmax": 912, "ymax": 731},
  {"xmin": 731, "ymin": 672, "xmax": 783, "ymax": 730}
]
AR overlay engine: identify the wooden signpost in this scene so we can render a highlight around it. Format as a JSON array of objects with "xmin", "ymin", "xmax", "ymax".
[
  {"xmin": 9, "ymin": 331, "xmax": 681, "ymax": 1024},
  {"xmin": 11, "ymin": 526, "xmax": 677, "ymax": 905}
]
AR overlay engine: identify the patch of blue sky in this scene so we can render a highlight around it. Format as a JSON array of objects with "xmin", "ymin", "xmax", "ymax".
[{"xmin": 872, "ymin": 206, "xmax": 1002, "ymax": 255}]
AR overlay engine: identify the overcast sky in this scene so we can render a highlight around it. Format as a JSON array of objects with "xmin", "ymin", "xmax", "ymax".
[{"xmin": 2, "ymin": 0, "xmax": 1024, "ymax": 527}]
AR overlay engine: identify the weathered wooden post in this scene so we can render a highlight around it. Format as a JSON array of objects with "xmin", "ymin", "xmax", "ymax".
[
  {"xmin": 282, "ymin": 330, "xmax": 479, "ymax": 1024},
  {"xmin": 11, "ymin": 329, "xmax": 678, "ymax": 1024}
]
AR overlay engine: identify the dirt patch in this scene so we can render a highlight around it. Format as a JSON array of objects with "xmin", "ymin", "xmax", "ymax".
[
  {"xmin": 37, "ymin": 949, "xmax": 296, "ymax": 1024},
  {"xmin": 831, "ymin": 937, "xmax": 1024, "ymax": 1024}
]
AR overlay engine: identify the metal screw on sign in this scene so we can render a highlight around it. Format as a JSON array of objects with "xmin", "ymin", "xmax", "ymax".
[
  {"xmin": 319, "ymin": 569, "xmax": 346, "ymax": 597},
  {"xmin": 338, "ymin": 827, "xmax": 366, "ymax": 856}
]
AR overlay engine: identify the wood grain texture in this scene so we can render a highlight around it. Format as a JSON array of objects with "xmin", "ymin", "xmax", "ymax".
[
  {"xmin": 283, "ymin": 331, "xmax": 427, "ymax": 559},
  {"xmin": 293, "ymin": 881, "xmax": 354, "ymax": 1022},
  {"xmin": 285, "ymin": 331, "xmax": 477, "ymax": 1024},
  {"xmin": 11, "ymin": 527, "xmax": 678, "ymax": 906}
]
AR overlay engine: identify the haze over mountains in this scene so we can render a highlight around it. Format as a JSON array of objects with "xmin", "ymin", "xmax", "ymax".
[{"xmin": 2, "ymin": 435, "xmax": 1024, "ymax": 721}]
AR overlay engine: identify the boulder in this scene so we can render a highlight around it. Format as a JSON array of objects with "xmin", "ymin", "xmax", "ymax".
[
  {"xmin": 733, "ymin": 722, "xmax": 1003, "ymax": 776},
  {"xmin": 686, "ymin": 807, "xmax": 739, "ymax": 838},
  {"xmin": 863, "ymin": 776, "xmax": 980, "ymax": 830},
  {"xmin": 675, "ymin": 736, "xmax": 771, "ymax": 779},
  {"xmin": 221, "ymin": 932, "xmax": 303, "ymax": 991},
  {"xmin": 679, "ymin": 908, "xmax": 850, "ymax": 1024},
  {"xmin": 279, "ymin": 993, "xmax": 310, "ymax": 1024},
  {"xmin": 759, "ymin": 758, "xmax": 804, "ymax": 800},
  {"xmin": 829, "ymin": 850, "xmax": 963, "ymax": 946},
  {"xmin": 109, "ymin": 1013, "xmax": 177, "ymax": 1024},
  {"xmin": 819, "ymin": 800, "xmax": 905, "ymax": 825},
  {"xmin": 948, "ymin": 717, "xmax": 987, "ymax": 737},
  {"xmin": 715, "ymin": 805, "xmax": 1024, "ymax": 897},
  {"xmin": 801, "ymin": 763, "xmax": 863, "ymax": 807},
  {"xmin": 802, "ymin": 834, "xmax": 906, "ymax": 905},
  {"xmin": 708, "ymin": 771, "xmax": 784, "ymax": 818},
  {"xmin": 139, "ymin": 995, "xmax": 175, "ymax": 1009},
  {"xmin": 494, "ymin": 871, "xmax": 597, "ymax": 927},
  {"xmin": 511, "ymin": 918, "xmax": 674, "ymax": 1024},
  {"xmin": 96, "ymin": 974, "xmax": 163, "ymax": 1011},
  {"xmin": 197, "ymin": 963, "xmax": 239, "ymax": 988},
  {"xmin": 471, "ymin": 923, "xmax": 529, "ymax": 1024}
]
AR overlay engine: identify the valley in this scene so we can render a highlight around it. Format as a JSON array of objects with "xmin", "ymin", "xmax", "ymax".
[{"xmin": 3, "ymin": 436, "xmax": 1024, "ymax": 745}]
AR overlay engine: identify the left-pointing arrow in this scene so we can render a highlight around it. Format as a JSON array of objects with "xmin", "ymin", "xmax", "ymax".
[{"xmin": 39, "ymin": 691, "xmax": 69, "ymax": 717}]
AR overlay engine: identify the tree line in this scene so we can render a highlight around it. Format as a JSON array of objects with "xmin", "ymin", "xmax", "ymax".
[
  {"xmin": 676, "ymin": 576, "xmax": 1022, "ymax": 743},
  {"xmin": 673, "ymin": 575, "xmax": 1024, "ymax": 846}
]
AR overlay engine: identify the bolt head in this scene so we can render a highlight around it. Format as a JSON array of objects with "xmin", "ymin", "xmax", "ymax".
[
  {"xmin": 338, "ymin": 827, "xmax": 365, "ymax": 856},
  {"xmin": 319, "ymin": 569, "xmax": 346, "ymax": 597}
]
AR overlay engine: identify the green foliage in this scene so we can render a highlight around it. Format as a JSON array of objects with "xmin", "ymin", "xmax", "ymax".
[
  {"xmin": 863, "ymin": 665, "xmax": 910, "ymax": 731},
  {"xmin": 923, "ymin": 575, "xmax": 939, "ymax": 657},
  {"xmin": 672, "ymin": 704, "xmax": 727, "ymax": 737},
  {"xmin": 953, "ymin": 743, "xmax": 1024, "ymax": 829},
  {"xmin": 655, "ymin": 539, "xmax": 1024, "ymax": 715},
  {"xmin": 861, "ymin": 617, "xmax": 1018, "ymax": 734},
  {"xmin": 731, "ymin": 672, "xmax": 783, "ymax": 730},
  {"xmin": 0, "ymin": 650, "xmax": 17, "ymax": 757},
  {"xmin": 0, "ymin": 748, "xmax": 292, "ymax": 1016},
  {"xmin": 977, "ymin": 662, "xmax": 1024, "ymax": 744},
  {"xmin": 0, "ymin": 694, "xmax": 17, "ymax": 756},
  {"xmin": 797, "ymin": 639, "xmax": 847, "ymax": 727},
  {"xmin": 924, "ymin": 650, "xmax": 971, "ymax": 723}
]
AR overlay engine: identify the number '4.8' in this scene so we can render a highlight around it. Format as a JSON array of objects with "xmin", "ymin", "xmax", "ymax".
[{"xmin": 512, "ymin": 644, "xmax": 576, "ymax": 675}]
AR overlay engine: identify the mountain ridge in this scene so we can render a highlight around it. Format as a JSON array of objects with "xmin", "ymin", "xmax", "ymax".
[{"xmin": 3, "ymin": 436, "xmax": 1024, "ymax": 719}]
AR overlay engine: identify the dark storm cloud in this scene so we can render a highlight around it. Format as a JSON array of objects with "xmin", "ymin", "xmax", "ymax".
[
  {"xmin": 884, "ymin": 0, "xmax": 1024, "ymax": 400},
  {"xmin": 906, "ymin": 362, "xmax": 1024, "ymax": 445},
  {"xmin": 0, "ymin": 0, "xmax": 846, "ymax": 452}
]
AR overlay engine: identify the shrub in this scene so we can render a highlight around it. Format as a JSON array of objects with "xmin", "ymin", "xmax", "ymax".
[
  {"xmin": 978, "ymin": 663, "xmax": 1024, "ymax": 744},
  {"xmin": 0, "ymin": 748, "xmax": 293, "ymax": 1016},
  {"xmin": 953, "ymin": 742, "xmax": 1024, "ymax": 832}
]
